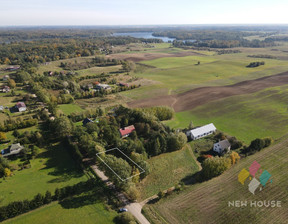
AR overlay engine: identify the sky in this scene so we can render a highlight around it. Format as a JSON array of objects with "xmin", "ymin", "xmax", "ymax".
[{"xmin": 1, "ymin": 0, "xmax": 288, "ymax": 26}]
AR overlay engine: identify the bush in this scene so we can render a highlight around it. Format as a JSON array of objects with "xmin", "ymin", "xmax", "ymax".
[
  {"xmin": 114, "ymin": 212, "xmax": 137, "ymax": 224},
  {"xmin": 202, "ymin": 156, "xmax": 231, "ymax": 179}
]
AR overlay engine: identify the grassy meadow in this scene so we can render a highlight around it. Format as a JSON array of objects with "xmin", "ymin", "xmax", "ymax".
[
  {"xmin": 136, "ymin": 145, "xmax": 199, "ymax": 200},
  {"xmin": 165, "ymin": 85, "xmax": 288, "ymax": 144},
  {"xmin": 58, "ymin": 103, "xmax": 84, "ymax": 115},
  {"xmin": 142, "ymin": 135, "xmax": 288, "ymax": 224},
  {"xmin": 0, "ymin": 143, "xmax": 87, "ymax": 206},
  {"xmin": 3, "ymin": 198, "xmax": 117, "ymax": 224},
  {"xmin": 139, "ymin": 55, "xmax": 288, "ymax": 93}
]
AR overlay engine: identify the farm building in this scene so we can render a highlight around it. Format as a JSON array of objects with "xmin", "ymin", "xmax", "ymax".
[
  {"xmin": 5, "ymin": 66, "xmax": 20, "ymax": 71},
  {"xmin": 1, "ymin": 143, "xmax": 24, "ymax": 157},
  {"xmin": 119, "ymin": 125, "xmax": 135, "ymax": 138},
  {"xmin": 213, "ymin": 139, "xmax": 231, "ymax": 154},
  {"xmin": 95, "ymin": 84, "xmax": 111, "ymax": 90},
  {"xmin": 186, "ymin": 123, "xmax": 216, "ymax": 140},
  {"xmin": 15, "ymin": 102, "xmax": 27, "ymax": 112}
]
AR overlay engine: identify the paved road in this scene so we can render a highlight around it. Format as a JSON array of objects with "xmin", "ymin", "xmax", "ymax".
[
  {"xmin": 125, "ymin": 203, "xmax": 150, "ymax": 224},
  {"xmin": 91, "ymin": 165, "xmax": 150, "ymax": 224}
]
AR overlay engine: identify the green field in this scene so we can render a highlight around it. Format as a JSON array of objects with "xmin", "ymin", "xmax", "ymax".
[
  {"xmin": 58, "ymin": 104, "xmax": 84, "ymax": 115},
  {"xmin": 143, "ymin": 136, "xmax": 288, "ymax": 224},
  {"xmin": 3, "ymin": 199, "xmax": 117, "ymax": 224},
  {"xmin": 76, "ymin": 65, "xmax": 122, "ymax": 77},
  {"xmin": 137, "ymin": 145, "xmax": 199, "ymax": 200},
  {"xmin": 0, "ymin": 143, "xmax": 87, "ymax": 206},
  {"xmin": 164, "ymin": 85, "xmax": 288, "ymax": 144},
  {"xmin": 139, "ymin": 55, "xmax": 288, "ymax": 93}
]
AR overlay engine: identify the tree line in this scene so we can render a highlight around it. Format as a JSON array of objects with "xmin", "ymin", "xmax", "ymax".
[{"xmin": 0, "ymin": 179, "xmax": 108, "ymax": 222}]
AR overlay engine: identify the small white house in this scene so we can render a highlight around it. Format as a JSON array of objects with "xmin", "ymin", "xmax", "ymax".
[
  {"xmin": 1, "ymin": 143, "xmax": 24, "ymax": 157},
  {"xmin": 213, "ymin": 139, "xmax": 231, "ymax": 154},
  {"xmin": 186, "ymin": 123, "xmax": 216, "ymax": 140},
  {"xmin": 95, "ymin": 84, "xmax": 111, "ymax": 90},
  {"xmin": 15, "ymin": 102, "xmax": 27, "ymax": 112}
]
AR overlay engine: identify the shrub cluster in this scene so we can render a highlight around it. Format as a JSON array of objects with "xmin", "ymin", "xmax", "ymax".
[{"xmin": 0, "ymin": 118, "xmax": 38, "ymax": 132}]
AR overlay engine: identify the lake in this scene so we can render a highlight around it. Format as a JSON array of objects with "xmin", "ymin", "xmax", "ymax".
[{"xmin": 112, "ymin": 32, "xmax": 175, "ymax": 42}]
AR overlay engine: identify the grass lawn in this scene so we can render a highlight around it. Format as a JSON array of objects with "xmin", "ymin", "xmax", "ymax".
[
  {"xmin": 0, "ymin": 143, "xmax": 87, "ymax": 206},
  {"xmin": 136, "ymin": 145, "xmax": 199, "ymax": 200},
  {"xmin": 58, "ymin": 104, "xmax": 84, "ymax": 115},
  {"xmin": 76, "ymin": 65, "xmax": 122, "ymax": 77},
  {"xmin": 3, "ymin": 199, "xmax": 117, "ymax": 224},
  {"xmin": 0, "ymin": 126, "xmax": 40, "ymax": 151},
  {"xmin": 165, "ymin": 85, "xmax": 288, "ymax": 144},
  {"xmin": 143, "ymin": 135, "xmax": 288, "ymax": 224}
]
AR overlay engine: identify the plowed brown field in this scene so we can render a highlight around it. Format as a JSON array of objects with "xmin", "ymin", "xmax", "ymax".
[{"xmin": 128, "ymin": 71, "xmax": 288, "ymax": 112}]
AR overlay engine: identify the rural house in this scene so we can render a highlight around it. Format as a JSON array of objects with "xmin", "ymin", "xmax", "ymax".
[
  {"xmin": 119, "ymin": 125, "xmax": 135, "ymax": 138},
  {"xmin": 82, "ymin": 118, "xmax": 94, "ymax": 126},
  {"xmin": 15, "ymin": 102, "xmax": 27, "ymax": 112},
  {"xmin": 95, "ymin": 83, "xmax": 111, "ymax": 90},
  {"xmin": 186, "ymin": 123, "xmax": 216, "ymax": 140},
  {"xmin": 2, "ymin": 75, "xmax": 9, "ymax": 81},
  {"xmin": 1, "ymin": 143, "xmax": 24, "ymax": 157},
  {"xmin": 213, "ymin": 139, "xmax": 231, "ymax": 154},
  {"xmin": 0, "ymin": 86, "xmax": 10, "ymax": 93},
  {"xmin": 5, "ymin": 66, "xmax": 20, "ymax": 71}
]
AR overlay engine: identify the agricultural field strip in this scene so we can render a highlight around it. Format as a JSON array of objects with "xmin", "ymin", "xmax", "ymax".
[{"xmin": 96, "ymin": 147, "xmax": 145, "ymax": 181}]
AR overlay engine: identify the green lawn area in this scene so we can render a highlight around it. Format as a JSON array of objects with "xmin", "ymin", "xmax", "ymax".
[
  {"xmin": 142, "ymin": 55, "xmax": 217, "ymax": 69},
  {"xmin": 58, "ymin": 104, "xmax": 84, "ymax": 115},
  {"xmin": 136, "ymin": 145, "xmax": 199, "ymax": 200},
  {"xmin": 3, "ymin": 199, "xmax": 117, "ymax": 224},
  {"xmin": 165, "ymin": 85, "xmax": 288, "ymax": 144},
  {"xmin": 76, "ymin": 65, "xmax": 122, "ymax": 77},
  {"xmin": 0, "ymin": 143, "xmax": 87, "ymax": 206},
  {"xmin": 143, "ymin": 135, "xmax": 288, "ymax": 224},
  {"xmin": 138, "ymin": 55, "xmax": 288, "ymax": 93},
  {"xmin": 0, "ymin": 126, "xmax": 40, "ymax": 151}
]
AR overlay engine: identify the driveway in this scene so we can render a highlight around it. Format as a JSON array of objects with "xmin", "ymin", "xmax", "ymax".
[{"xmin": 91, "ymin": 165, "xmax": 150, "ymax": 224}]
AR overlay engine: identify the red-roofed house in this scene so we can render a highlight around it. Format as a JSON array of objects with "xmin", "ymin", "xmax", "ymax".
[
  {"xmin": 16, "ymin": 102, "xmax": 27, "ymax": 112},
  {"xmin": 119, "ymin": 125, "xmax": 135, "ymax": 138}
]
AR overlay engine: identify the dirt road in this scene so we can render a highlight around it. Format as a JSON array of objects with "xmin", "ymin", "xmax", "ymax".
[
  {"xmin": 128, "ymin": 71, "xmax": 288, "ymax": 112},
  {"xmin": 91, "ymin": 165, "xmax": 150, "ymax": 224}
]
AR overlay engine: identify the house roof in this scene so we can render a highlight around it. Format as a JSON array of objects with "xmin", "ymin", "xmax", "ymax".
[
  {"xmin": 16, "ymin": 102, "xmax": 26, "ymax": 108},
  {"xmin": 10, "ymin": 143, "xmax": 23, "ymax": 151},
  {"xmin": 83, "ymin": 118, "xmax": 93, "ymax": 126},
  {"xmin": 217, "ymin": 139, "xmax": 231, "ymax": 149},
  {"xmin": 119, "ymin": 125, "xmax": 135, "ymax": 137},
  {"xmin": 189, "ymin": 123, "xmax": 216, "ymax": 137},
  {"xmin": 96, "ymin": 84, "xmax": 110, "ymax": 88},
  {"xmin": 1, "ymin": 143, "xmax": 23, "ymax": 156}
]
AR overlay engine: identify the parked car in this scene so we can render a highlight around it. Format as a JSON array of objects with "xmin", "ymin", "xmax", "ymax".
[{"xmin": 118, "ymin": 208, "xmax": 128, "ymax": 213}]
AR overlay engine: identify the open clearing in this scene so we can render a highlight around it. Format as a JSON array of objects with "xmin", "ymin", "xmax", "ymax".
[
  {"xmin": 143, "ymin": 136, "xmax": 288, "ymax": 224},
  {"xmin": 3, "ymin": 197, "xmax": 117, "ymax": 224},
  {"xmin": 128, "ymin": 71, "xmax": 288, "ymax": 112},
  {"xmin": 136, "ymin": 145, "xmax": 199, "ymax": 200},
  {"xmin": 164, "ymin": 84, "xmax": 288, "ymax": 143},
  {"xmin": 0, "ymin": 143, "xmax": 87, "ymax": 206}
]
